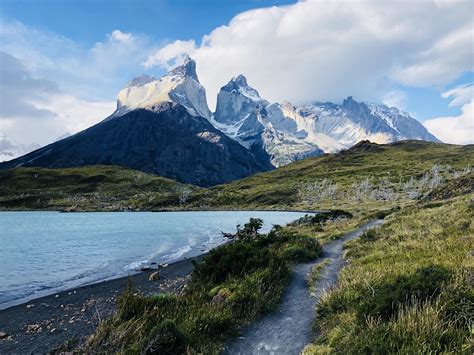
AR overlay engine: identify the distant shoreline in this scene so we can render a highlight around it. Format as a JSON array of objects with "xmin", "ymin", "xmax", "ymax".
[{"xmin": 0, "ymin": 208, "xmax": 319, "ymax": 213}]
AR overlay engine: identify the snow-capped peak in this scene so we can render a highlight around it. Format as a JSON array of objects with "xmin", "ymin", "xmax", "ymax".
[
  {"xmin": 231, "ymin": 74, "xmax": 248, "ymax": 86},
  {"xmin": 223, "ymin": 74, "xmax": 263, "ymax": 101},
  {"xmin": 126, "ymin": 74, "xmax": 156, "ymax": 88},
  {"xmin": 214, "ymin": 74, "xmax": 266, "ymax": 125},
  {"xmin": 111, "ymin": 56, "xmax": 211, "ymax": 119},
  {"xmin": 167, "ymin": 55, "xmax": 199, "ymax": 81}
]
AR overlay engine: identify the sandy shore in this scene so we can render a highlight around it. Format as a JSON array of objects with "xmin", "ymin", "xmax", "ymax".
[{"xmin": 0, "ymin": 255, "xmax": 205, "ymax": 353}]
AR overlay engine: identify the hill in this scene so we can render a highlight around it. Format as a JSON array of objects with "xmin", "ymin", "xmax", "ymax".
[
  {"xmin": 0, "ymin": 165, "xmax": 194, "ymax": 211},
  {"xmin": 175, "ymin": 140, "xmax": 473, "ymax": 213},
  {"xmin": 1, "ymin": 141, "xmax": 472, "ymax": 212},
  {"xmin": 79, "ymin": 147, "xmax": 473, "ymax": 354}
]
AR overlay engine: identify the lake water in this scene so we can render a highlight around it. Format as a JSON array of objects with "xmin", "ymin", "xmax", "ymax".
[{"xmin": 0, "ymin": 211, "xmax": 309, "ymax": 309}]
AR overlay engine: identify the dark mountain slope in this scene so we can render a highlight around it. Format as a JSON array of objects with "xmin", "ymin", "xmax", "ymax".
[{"xmin": 0, "ymin": 103, "xmax": 272, "ymax": 187}]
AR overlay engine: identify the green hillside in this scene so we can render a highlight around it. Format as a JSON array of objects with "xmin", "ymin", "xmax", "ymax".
[
  {"xmin": 2, "ymin": 140, "xmax": 472, "ymax": 353},
  {"xmin": 0, "ymin": 141, "xmax": 472, "ymax": 213},
  {"xmin": 180, "ymin": 140, "xmax": 473, "ymax": 213},
  {"xmin": 0, "ymin": 165, "xmax": 194, "ymax": 211}
]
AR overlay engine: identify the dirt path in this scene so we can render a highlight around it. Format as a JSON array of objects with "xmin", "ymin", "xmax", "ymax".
[{"xmin": 224, "ymin": 219, "xmax": 384, "ymax": 355}]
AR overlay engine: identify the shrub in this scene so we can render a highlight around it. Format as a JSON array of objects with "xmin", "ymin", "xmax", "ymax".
[
  {"xmin": 356, "ymin": 265, "xmax": 452, "ymax": 320},
  {"xmin": 360, "ymin": 228, "xmax": 380, "ymax": 242},
  {"xmin": 143, "ymin": 319, "xmax": 186, "ymax": 354},
  {"xmin": 281, "ymin": 238, "xmax": 322, "ymax": 262},
  {"xmin": 86, "ymin": 218, "xmax": 317, "ymax": 353},
  {"xmin": 235, "ymin": 218, "xmax": 264, "ymax": 241},
  {"xmin": 282, "ymin": 245, "xmax": 308, "ymax": 261},
  {"xmin": 290, "ymin": 210, "xmax": 353, "ymax": 227}
]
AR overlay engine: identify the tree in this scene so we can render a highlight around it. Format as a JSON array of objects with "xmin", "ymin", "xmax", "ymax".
[
  {"xmin": 352, "ymin": 178, "xmax": 372, "ymax": 201},
  {"xmin": 225, "ymin": 218, "xmax": 264, "ymax": 242},
  {"xmin": 299, "ymin": 179, "xmax": 338, "ymax": 205}
]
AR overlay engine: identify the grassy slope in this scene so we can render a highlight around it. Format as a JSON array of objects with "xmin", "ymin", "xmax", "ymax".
[
  {"xmin": 185, "ymin": 141, "xmax": 473, "ymax": 212},
  {"xmin": 303, "ymin": 193, "xmax": 474, "ymax": 354},
  {"xmin": 0, "ymin": 141, "xmax": 472, "ymax": 213},
  {"xmin": 0, "ymin": 165, "xmax": 193, "ymax": 211},
  {"xmin": 84, "ymin": 186, "xmax": 473, "ymax": 354}
]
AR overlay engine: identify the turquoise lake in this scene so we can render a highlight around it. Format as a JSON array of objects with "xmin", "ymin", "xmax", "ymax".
[{"xmin": 0, "ymin": 211, "xmax": 309, "ymax": 309}]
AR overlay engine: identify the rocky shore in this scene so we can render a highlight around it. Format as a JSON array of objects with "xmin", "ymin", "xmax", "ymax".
[{"xmin": 0, "ymin": 255, "xmax": 204, "ymax": 353}]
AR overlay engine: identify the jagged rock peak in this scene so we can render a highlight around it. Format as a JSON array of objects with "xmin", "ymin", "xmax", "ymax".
[
  {"xmin": 342, "ymin": 96, "xmax": 360, "ymax": 110},
  {"xmin": 111, "ymin": 56, "xmax": 211, "ymax": 119},
  {"xmin": 213, "ymin": 74, "xmax": 267, "ymax": 125},
  {"xmin": 232, "ymin": 74, "xmax": 248, "ymax": 86},
  {"xmin": 168, "ymin": 55, "xmax": 198, "ymax": 81},
  {"xmin": 220, "ymin": 74, "xmax": 262, "ymax": 100}
]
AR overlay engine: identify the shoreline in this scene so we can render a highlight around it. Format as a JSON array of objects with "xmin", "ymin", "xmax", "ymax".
[
  {"xmin": 0, "ymin": 244, "xmax": 211, "ymax": 312},
  {"xmin": 0, "ymin": 208, "xmax": 320, "ymax": 213},
  {"xmin": 0, "ymin": 254, "xmax": 206, "ymax": 353}
]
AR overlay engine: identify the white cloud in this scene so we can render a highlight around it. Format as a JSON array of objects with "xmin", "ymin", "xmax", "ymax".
[
  {"xmin": 382, "ymin": 90, "xmax": 407, "ymax": 110},
  {"xmin": 109, "ymin": 29, "xmax": 133, "ymax": 42},
  {"xmin": 145, "ymin": 0, "xmax": 473, "ymax": 109},
  {"xmin": 0, "ymin": 47, "xmax": 118, "ymax": 145},
  {"xmin": 424, "ymin": 84, "xmax": 474, "ymax": 145},
  {"xmin": 0, "ymin": 19, "xmax": 159, "ymax": 101},
  {"xmin": 144, "ymin": 40, "xmax": 196, "ymax": 69},
  {"xmin": 0, "ymin": 93, "xmax": 115, "ymax": 146},
  {"xmin": 0, "ymin": 21, "xmax": 155, "ymax": 145},
  {"xmin": 442, "ymin": 83, "xmax": 473, "ymax": 106}
]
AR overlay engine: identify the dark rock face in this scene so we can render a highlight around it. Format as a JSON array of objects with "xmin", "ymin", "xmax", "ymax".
[{"xmin": 0, "ymin": 103, "xmax": 273, "ymax": 187}]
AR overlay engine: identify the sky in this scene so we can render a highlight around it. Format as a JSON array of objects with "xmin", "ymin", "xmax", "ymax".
[{"xmin": 0, "ymin": 0, "xmax": 473, "ymax": 146}]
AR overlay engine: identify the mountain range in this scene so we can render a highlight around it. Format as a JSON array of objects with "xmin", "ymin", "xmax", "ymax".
[{"xmin": 0, "ymin": 56, "xmax": 439, "ymax": 186}]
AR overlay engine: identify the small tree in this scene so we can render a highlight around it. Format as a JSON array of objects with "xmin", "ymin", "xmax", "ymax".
[
  {"xmin": 371, "ymin": 178, "xmax": 395, "ymax": 201},
  {"xmin": 233, "ymin": 218, "xmax": 264, "ymax": 242},
  {"xmin": 352, "ymin": 178, "xmax": 372, "ymax": 201},
  {"xmin": 404, "ymin": 176, "xmax": 421, "ymax": 199},
  {"xmin": 298, "ymin": 179, "xmax": 338, "ymax": 205}
]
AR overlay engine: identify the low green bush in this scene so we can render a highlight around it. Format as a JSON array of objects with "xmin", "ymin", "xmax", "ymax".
[
  {"xmin": 85, "ymin": 219, "xmax": 321, "ymax": 354},
  {"xmin": 143, "ymin": 319, "xmax": 186, "ymax": 354},
  {"xmin": 290, "ymin": 210, "xmax": 353, "ymax": 227},
  {"xmin": 356, "ymin": 265, "xmax": 452, "ymax": 320}
]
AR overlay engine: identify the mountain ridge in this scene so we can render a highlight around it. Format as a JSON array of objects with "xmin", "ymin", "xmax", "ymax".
[
  {"xmin": 0, "ymin": 103, "xmax": 272, "ymax": 186},
  {"xmin": 1, "ymin": 57, "xmax": 441, "ymax": 185}
]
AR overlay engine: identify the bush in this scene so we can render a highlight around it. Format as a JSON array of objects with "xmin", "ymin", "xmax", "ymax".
[
  {"xmin": 281, "ymin": 238, "xmax": 322, "ymax": 262},
  {"xmin": 190, "ymin": 241, "xmax": 275, "ymax": 287},
  {"xmin": 143, "ymin": 319, "xmax": 186, "ymax": 354},
  {"xmin": 282, "ymin": 245, "xmax": 308, "ymax": 261},
  {"xmin": 357, "ymin": 265, "xmax": 452, "ymax": 320},
  {"xmin": 86, "ymin": 218, "xmax": 316, "ymax": 353},
  {"xmin": 290, "ymin": 210, "xmax": 353, "ymax": 227},
  {"xmin": 360, "ymin": 228, "xmax": 380, "ymax": 242},
  {"xmin": 187, "ymin": 310, "xmax": 233, "ymax": 338}
]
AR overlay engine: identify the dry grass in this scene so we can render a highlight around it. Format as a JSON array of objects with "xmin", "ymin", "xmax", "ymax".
[{"xmin": 305, "ymin": 194, "xmax": 474, "ymax": 354}]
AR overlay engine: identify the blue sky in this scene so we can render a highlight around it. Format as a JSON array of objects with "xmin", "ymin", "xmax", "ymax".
[
  {"xmin": 0, "ymin": 0, "xmax": 472, "ymax": 145},
  {"xmin": 1, "ymin": 0, "xmax": 295, "ymax": 47}
]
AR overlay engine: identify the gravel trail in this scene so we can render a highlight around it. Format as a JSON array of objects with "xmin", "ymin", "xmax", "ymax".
[{"xmin": 225, "ymin": 220, "xmax": 384, "ymax": 355}]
